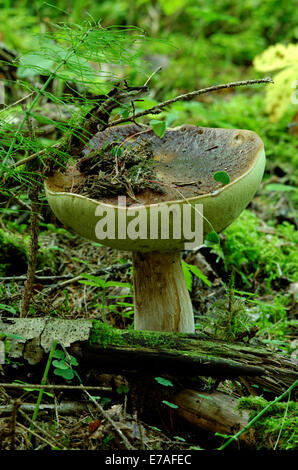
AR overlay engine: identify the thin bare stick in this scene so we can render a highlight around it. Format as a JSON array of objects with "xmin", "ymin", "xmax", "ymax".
[
  {"xmin": 0, "ymin": 92, "xmax": 35, "ymax": 113},
  {"xmin": 43, "ymin": 261, "xmax": 132, "ymax": 294},
  {"xmin": 82, "ymin": 385, "xmax": 135, "ymax": 450},
  {"xmin": 9, "ymin": 398, "xmax": 22, "ymax": 450},
  {"xmin": 20, "ymin": 105, "xmax": 40, "ymax": 318},
  {"xmin": 143, "ymin": 66, "xmax": 162, "ymax": 86},
  {"xmin": 9, "ymin": 77, "xmax": 273, "ymax": 170},
  {"xmin": 17, "ymin": 420, "xmax": 62, "ymax": 449},
  {"xmin": 0, "ymin": 383, "xmax": 112, "ymax": 392},
  {"xmin": 14, "ymin": 146, "xmax": 53, "ymax": 168},
  {"xmin": 110, "ymin": 77, "xmax": 273, "ymax": 127},
  {"xmin": 19, "ymin": 183, "xmax": 40, "ymax": 317}
]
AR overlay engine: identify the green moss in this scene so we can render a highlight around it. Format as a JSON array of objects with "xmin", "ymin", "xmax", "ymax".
[
  {"xmin": 89, "ymin": 321, "xmax": 264, "ymax": 375},
  {"xmin": 90, "ymin": 320, "xmax": 190, "ymax": 350},
  {"xmin": 212, "ymin": 210, "xmax": 298, "ymax": 289},
  {"xmin": 205, "ymin": 279, "xmax": 252, "ymax": 341},
  {"xmin": 237, "ymin": 396, "xmax": 298, "ymax": 450}
]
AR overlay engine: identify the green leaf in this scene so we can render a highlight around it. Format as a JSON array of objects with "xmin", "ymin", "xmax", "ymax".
[
  {"xmin": 159, "ymin": 0, "xmax": 188, "ymax": 15},
  {"xmin": 53, "ymin": 350, "xmax": 65, "ymax": 360},
  {"xmin": 53, "ymin": 368, "xmax": 74, "ymax": 380},
  {"xmin": 187, "ymin": 264, "xmax": 212, "ymax": 287},
  {"xmin": 116, "ymin": 385, "xmax": 130, "ymax": 394},
  {"xmin": 104, "ymin": 280, "xmax": 132, "ymax": 288},
  {"xmin": 265, "ymin": 183, "xmax": 297, "ymax": 192},
  {"xmin": 52, "ymin": 360, "xmax": 69, "ymax": 369},
  {"xmin": 205, "ymin": 231, "xmax": 220, "ymax": 244},
  {"xmin": 0, "ymin": 332, "xmax": 24, "ymax": 340},
  {"xmin": 213, "ymin": 171, "xmax": 230, "ymax": 185},
  {"xmin": 120, "ymin": 105, "xmax": 130, "ymax": 119},
  {"xmin": 52, "ymin": 360, "xmax": 69, "ymax": 370},
  {"xmin": 182, "ymin": 261, "xmax": 211, "ymax": 289},
  {"xmin": 68, "ymin": 355, "xmax": 78, "ymax": 366},
  {"xmin": 187, "ymin": 7, "xmax": 239, "ymax": 24},
  {"xmin": 155, "ymin": 377, "xmax": 174, "ymax": 387},
  {"xmin": 149, "ymin": 426, "xmax": 162, "ymax": 432},
  {"xmin": 150, "ymin": 119, "xmax": 167, "ymax": 138},
  {"xmin": 80, "ymin": 275, "xmax": 131, "ymax": 290},
  {"xmin": 0, "ymin": 304, "xmax": 19, "ymax": 315},
  {"xmin": 114, "ymin": 302, "xmax": 134, "ymax": 307},
  {"xmin": 174, "ymin": 436, "xmax": 186, "ymax": 442},
  {"xmin": 17, "ymin": 52, "xmax": 54, "ymax": 78},
  {"xmin": 112, "ymin": 146, "xmax": 122, "ymax": 157},
  {"xmin": 182, "ymin": 261, "xmax": 193, "ymax": 291},
  {"xmin": 162, "ymin": 400, "xmax": 179, "ymax": 409}
]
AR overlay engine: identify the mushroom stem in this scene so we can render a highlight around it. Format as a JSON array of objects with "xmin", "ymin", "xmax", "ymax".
[{"xmin": 132, "ymin": 252, "xmax": 195, "ymax": 333}]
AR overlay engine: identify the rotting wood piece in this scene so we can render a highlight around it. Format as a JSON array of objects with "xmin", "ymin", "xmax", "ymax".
[{"xmin": 1, "ymin": 318, "xmax": 297, "ymax": 393}]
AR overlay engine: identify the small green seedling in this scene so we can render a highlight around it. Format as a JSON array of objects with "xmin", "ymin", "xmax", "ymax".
[
  {"xmin": 182, "ymin": 261, "xmax": 211, "ymax": 291},
  {"xmin": 13, "ymin": 379, "xmax": 54, "ymax": 397},
  {"xmin": 205, "ymin": 230, "xmax": 220, "ymax": 244},
  {"xmin": 52, "ymin": 349, "xmax": 79, "ymax": 381},
  {"xmin": 174, "ymin": 436, "xmax": 186, "ymax": 442},
  {"xmin": 116, "ymin": 385, "xmax": 130, "ymax": 394},
  {"xmin": 150, "ymin": 119, "xmax": 167, "ymax": 138},
  {"xmin": 155, "ymin": 377, "xmax": 174, "ymax": 387},
  {"xmin": 162, "ymin": 400, "xmax": 179, "ymax": 409},
  {"xmin": 79, "ymin": 275, "xmax": 133, "ymax": 320},
  {"xmin": 213, "ymin": 170, "xmax": 230, "ymax": 185}
]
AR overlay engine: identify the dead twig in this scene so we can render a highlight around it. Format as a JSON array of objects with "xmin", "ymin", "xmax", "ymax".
[
  {"xmin": 9, "ymin": 398, "xmax": 22, "ymax": 450},
  {"xmin": 17, "ymin": 420, "xmax": 61, "ymax": 449},
  {"xmin": 0, "ymin": 383, "xmax": 112, "ymax": 393},
  {"xmin": 0, "ymin": 401, "xmax": 102, "ymax": 417},
  {"xmin": 110, "ymin": 77, "xmax": 274, "ymax": 127},
  {"xmin": 43, "ymin": 261, "xmax": 132, "ymax": 294},
  {"xmin": 19, "ymin": 183, "xmax": 40, "ymax": 317},
  {"xmin": 9, "ymin": 77, "xmax": 273, "ymax": 171},
  {"xmin": 20, "ymin": 106, "xmax": 40, "ymax": 318},
  {"xmin": 0, "ymin": 92, "xmax": 35, "ymax": 113},
  {"xmin": 82, "ymin": 385, "xmax": 136, "ymax": 450}
]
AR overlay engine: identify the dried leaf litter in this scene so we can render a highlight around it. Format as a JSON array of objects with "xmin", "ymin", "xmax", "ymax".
[{"xmin": 75, "ymin": 140, "xmax": 165, "ymax": 200}]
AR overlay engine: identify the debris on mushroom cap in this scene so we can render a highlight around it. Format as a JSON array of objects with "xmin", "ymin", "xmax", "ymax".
[
  {"xmin": 47, "ymin": 124, "xmax": 264, "ymax": 207},
  {"xmin": 75, "ymin": 139, "xmax": 166, "ymax": 200},
  {"xmin": 45, "ymin": 124, "xmax": 265, "ymax": 251}
]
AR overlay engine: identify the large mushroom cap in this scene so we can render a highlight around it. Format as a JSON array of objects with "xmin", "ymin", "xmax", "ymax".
[{"xmin": 45, "ymin": 124, "xmax": 265, "ymax": 252}]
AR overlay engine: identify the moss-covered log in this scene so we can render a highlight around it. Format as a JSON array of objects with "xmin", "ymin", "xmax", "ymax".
[
  {"xmin": 83, "ymin": 320, "xmax": 265, "ymax": 378},
  {"xmin": 1, "ymin": 318, "xmax": 297, "ymax": 394}
]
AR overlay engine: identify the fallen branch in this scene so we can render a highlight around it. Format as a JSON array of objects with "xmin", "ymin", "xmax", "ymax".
[
  {"xmin": 1, "ymin": 318, "xmax": 297, "ymax": 393},
  {"xmin": 0, "ymin": 383, "xmax": 112, "ymax": 393},
  {"xmin": 0, "ymin": 262, "xmax": 132, "ymax": 287},
  {"xmin": 110, "ymin": 77, "xmax": 274, "ymax": 126},
  {"xmin": 43, "ymin": 261, "xmax": 132, "ymax": 294},
  {"xmin": 82, "ymin": 385, "xmax": 136, "ymax": 450},
  {"xmin": 1, "ymin": 318, "xmax": 295, "ymax": 450},
  {"xmin": 8, "ymin": 77, "xmax": 273, "ymax": 171},
  {"xmin": 20, "ymin": 109, "xmax": 40, "ymax": 318},
  {"xmin": 0, "ymin": 401, "xmax": 99, "ymax": 417}
]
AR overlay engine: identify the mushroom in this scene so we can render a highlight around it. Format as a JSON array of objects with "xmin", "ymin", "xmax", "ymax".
[{"xmin": 44, "ymin": 124, "xmax": 265, "ymax": 333}]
